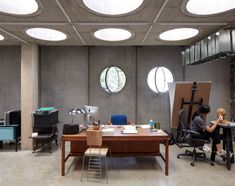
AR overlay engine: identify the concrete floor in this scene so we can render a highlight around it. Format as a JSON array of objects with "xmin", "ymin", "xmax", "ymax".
[{"xmin": 0, "ymin": 142, "xmax": 235, "ymax": 186}]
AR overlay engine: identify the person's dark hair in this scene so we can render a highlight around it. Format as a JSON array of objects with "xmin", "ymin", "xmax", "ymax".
[
  {"xmin": 199, "ymin": 104, "xmax": 211, "ymax": 114},
  {"xmin": 192, "ymin": 104, "xmax": 211, "ymax": 120}
]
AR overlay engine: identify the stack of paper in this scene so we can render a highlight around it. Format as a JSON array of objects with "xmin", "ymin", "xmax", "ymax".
[
  {"xmin": 122, "ymin": 125, "xmax": 138, "ymax": 134},
  {"xmin": 32, "ymin": 132, "xmax": 38, "ymax": 137},
  {"xmin": 102, "ymin": 128, "xmax": 114, "ymax": 135}
]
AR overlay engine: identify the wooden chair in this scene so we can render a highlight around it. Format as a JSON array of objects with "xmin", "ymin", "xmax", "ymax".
[{"xmin": 81, "ymin": 129, "xmax": 109, "ymax": 183}]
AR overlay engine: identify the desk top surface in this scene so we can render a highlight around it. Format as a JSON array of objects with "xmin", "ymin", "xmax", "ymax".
[
  {"xmin": 62, "ymin": 125, "xmax": 168, "ymax": 141},
  {"xmin": 210, "ymin": 120, "xmax": 235, "ymax": 128}
]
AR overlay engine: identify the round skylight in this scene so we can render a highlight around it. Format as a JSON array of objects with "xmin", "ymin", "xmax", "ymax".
[
  {"xmin": 0, "ymin": 34, "xmax": 4, "ymax": 41},
  {"xmin": 94, "ymin": 28, "xmax": 132, "ymax": 42},
  {"xmin": 147, "ymin": 67, "xmax": 174, "ymax": 93},
  {"xmin": 0, "ymin": 0, "xmax": 38, "ymax": 15},
  {"xmin": 159, "ymin": 28, "xmax": 199, "ymax": 41},
  {"xmin": 26, "ymin": 28, "xmax": 67, "ymax": 41},
  {"xmin": 82, "ymin": 0, "xmax": 144, "ymax": 15},
  {"xmin": 186, "ymin": 0, "xmax": 235, "ymax": 15}
]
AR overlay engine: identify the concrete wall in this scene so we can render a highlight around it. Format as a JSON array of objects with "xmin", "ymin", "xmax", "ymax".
[
  {"xmin": 89, "ymin": 47, "xmax": 137, "ymax": 124},
  {"xmin": 0, "ymin": 46, "xmax": 231, "ymax": 132},
  {"xmin": 40, "ymin": 46, "xmax": 183, "ymax": 130},
  {"xmin": 0, "ymin": 46, "xmax": 21, "ymax": 117},
  {"xmin": 185, "ymin": 58, "xmax": 231, "ymax": 122},
  {"xmin": 137, "ymin": 46, "xmax": 183, "ymax": 127},
  {"xmin": 40, "ymin": 46, "xmax": 88, "ymax": 124}
]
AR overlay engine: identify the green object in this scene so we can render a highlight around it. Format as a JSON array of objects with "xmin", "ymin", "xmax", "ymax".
[
  {"xmin": 37, "ymin": 107, "xmax": 55, "ymax": 111},
  {"xmin": 156, "ymin": 122, "xmax": 161, "ymax": 129}
]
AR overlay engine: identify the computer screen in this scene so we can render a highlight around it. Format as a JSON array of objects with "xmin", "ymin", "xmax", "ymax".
[{"xmin": 83, "ymin": 105, "xmax": 99, "ymax": 127}]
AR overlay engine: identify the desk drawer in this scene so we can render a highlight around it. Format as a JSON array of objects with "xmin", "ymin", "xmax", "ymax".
[{"xmin": 0, "ymin": 127, "xmax": 14, "ymax": 140}]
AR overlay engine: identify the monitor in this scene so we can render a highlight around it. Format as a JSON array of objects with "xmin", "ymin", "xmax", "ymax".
[{"xmin": 83, "ymin": 105, "xmax": 99, "ymax": 127}]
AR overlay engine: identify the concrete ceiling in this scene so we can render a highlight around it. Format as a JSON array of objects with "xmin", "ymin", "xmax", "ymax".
[{"xmin": 0, "ymin": 0, "xmax": 234, "ymax": 46}]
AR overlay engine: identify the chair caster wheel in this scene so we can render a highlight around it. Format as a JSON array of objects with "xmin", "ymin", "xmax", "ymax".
[
  {"xmin": 177, "ymin": 155, "xmax": 180, "ymax": 159},
  {"xmin": 191, "ymin": 162, "xmax": 195, "ymax": 166},
  {"xmin": 210, "ymin": 162, "xmax": 214, "ymax": 166}
]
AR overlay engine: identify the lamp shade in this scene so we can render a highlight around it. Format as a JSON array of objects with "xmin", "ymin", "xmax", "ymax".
[{"xmin": 68, "ymin": 107, "xmax": 85, "ymax": 115}]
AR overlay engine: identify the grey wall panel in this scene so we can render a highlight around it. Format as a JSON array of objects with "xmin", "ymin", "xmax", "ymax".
[
  {"xmin": 137, "ymin": 46, "xmax": 183, "ymax": 130},
  {"xmin": 40, "ymin": 46, "xmax": 88, "ymax": 124},
  {"xmin": 88, "ymin": 47, "xmax": 136, "ymax": 123},
  {"xmin": 0, "ymin": 46, "xmax": 21, "ymax": 117},
  {"xmin": 185, "ymin": 58, "xmax": 230, "ymax": 122}
]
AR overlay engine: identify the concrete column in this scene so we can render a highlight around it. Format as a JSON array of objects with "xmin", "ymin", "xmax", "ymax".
[
  {"xmin": 21, "ymin": 43, "xmax": 39, "ymax": 150},
  {"xmin": 230, "ymin": 56, "xmax": 235, "ymax": 141}
]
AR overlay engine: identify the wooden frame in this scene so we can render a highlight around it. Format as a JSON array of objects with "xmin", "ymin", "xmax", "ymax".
[{"xmin": 168, "ymin": 81, "xmax": 211, "ymax": 128}]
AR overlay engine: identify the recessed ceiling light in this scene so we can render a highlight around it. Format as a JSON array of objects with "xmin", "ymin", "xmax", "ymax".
[
  {"xmin": 82, "ymin": 0, "xmax": 143, "ymax": 15},
  {"xmin": 26, "ymin": 28, "xmax": 67, "ymax": 41},
  {"xmin": 186, "ymin": 0, "xmax": 235, "ymax": 15},
  {"xmin": 159, "ymin": 28, "xmax": 199, "ymax": 41},
  {"xmin": 0, "ymin": 0, "xmax": 38, "ymax": 15},
  {"xmin": 0, "ymin": 34, "xmax": 4, "ymax": 41},
  {"xmin": 94, "ymin": 28, "xmax": 132, "ymax": 42}
]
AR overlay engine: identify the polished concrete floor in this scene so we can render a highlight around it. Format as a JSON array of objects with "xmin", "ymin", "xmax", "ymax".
[{"xmin": 0, "ymin": 142, "xmax": 235, "ymax": 186}]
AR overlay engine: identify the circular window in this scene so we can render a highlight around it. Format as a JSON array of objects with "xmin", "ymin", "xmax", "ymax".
[
  {"xmin": 100, "ymin": 66, "xmax": 126, "ymax": 94},
  {"xmin": 147, "ymin": 67, "xmax": 174, "ymax": 93}
]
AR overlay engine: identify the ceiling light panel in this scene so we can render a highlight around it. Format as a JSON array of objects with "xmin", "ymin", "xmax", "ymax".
[
  {"xmin": 94, "ymin": 28, "xmax": 132, "ymax": 42},
  {"xmin": 82, "ymin": 0, "xmax": 144, "ymax": 15},
  {"xmin": 159, "ymin": 28, "xmax": 199, "ymax": 41},
  {"xmin": 186, "ymin": 0, "xmax": 235, "ymax": 15},
  {"xmin": 26, "ymin": 28, "xmax": 67, "ymax": 41},
  {"xmin": 0, "ymin": 0, "xmax": 38, "ymax": 15}
]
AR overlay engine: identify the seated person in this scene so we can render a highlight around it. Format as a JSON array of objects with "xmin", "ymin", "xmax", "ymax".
[
  {"xmin": 216, "ymin": 108, "xmax": 228, "ymax": 124},
  {"xmin": 190, "ymin": 104, "xmax": 226, "ymax": 156}
]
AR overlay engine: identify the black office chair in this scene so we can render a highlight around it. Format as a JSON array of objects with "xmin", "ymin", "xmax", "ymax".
[
  {"xmin": 177, "ymin": 110, "xmax": 214, "ymax": 166},
  {"xmin": 176, "ymin": 109, "xmax": 189, "ymax": 147}
]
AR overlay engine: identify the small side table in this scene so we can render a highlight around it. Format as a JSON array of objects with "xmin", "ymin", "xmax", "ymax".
[
  {"xmin": 31, "ymin": 133, "xmax": 55, "ymax": 153},
  {"xmin": 0, "ymin": 124, "xmax": 21, "ymax": 151},
  {"xmin": 211, "ymin": 122, "xmax": 235, "ymax": 170}
]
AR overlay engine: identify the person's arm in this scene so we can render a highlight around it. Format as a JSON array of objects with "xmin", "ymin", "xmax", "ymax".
[
  {"xmin": 205, "ymin": 115, "xmax": 223, "ymax": 133},
  {"xmin": 205, "ymin": 121, "xmax": 218, "ymax": 133}
]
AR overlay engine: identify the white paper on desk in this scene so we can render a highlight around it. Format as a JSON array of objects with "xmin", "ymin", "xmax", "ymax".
[
  {"xmin": 139, "ymin": 124, "xmax": 150, "ymax": 129},
  {"xmin": 122, "ymin": 125, "xmax": 138, "ymax": 134},
  {"xmin": 102, "ymin": 128, "xmax": 114, "ymax": 133},
  {"xmin": 32, "ymin": 132, "xmax": 38, "ymax": 137}
]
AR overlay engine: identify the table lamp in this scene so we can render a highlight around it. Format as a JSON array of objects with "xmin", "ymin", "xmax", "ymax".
[{"xmin": 68, "ymin": 107, "xmax": 85, "ymax": 124}]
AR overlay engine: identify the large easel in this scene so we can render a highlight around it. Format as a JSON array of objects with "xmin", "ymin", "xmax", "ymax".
[
  {"xmin": 176, "ymin": 82, "xmax": 203, "ymax": 147},
  {"xmin": 168, "ymin": 81, "xmax": 211, "ymax": 147}
]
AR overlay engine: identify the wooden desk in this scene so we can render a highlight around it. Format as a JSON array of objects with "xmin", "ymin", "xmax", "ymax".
[{"xmin": 61, "ymin": 126, "xmax": 169, "ymax": 176}]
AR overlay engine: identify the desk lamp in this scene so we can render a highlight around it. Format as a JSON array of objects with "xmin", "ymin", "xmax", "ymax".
[{"xmin": 68, "ymin": 107, "xmax": 85, "ymax": 124}]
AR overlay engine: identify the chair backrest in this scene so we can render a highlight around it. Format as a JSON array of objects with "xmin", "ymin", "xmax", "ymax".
[
  {"xmin": 86, "ymin": 129, "xmax": 102, "ymax": 147},
  {"xmin": 4, "ymin": 110, "xmax": 21, "ymax": 125},
  {"xmin": 111, "ymin": 114, "xmax": 127, "ymax": 125},
  {"xmin": 178, "ymin": 109, "xmax": 188, "ymax": 129}
]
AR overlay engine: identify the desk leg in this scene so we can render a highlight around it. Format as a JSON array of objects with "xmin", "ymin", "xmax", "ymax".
[
  {"xmin": 225, "ymin": 131, "xmax": 231, "ymax": 170},
  {"xmin": 61, "ymin": 139, "xmax": 65, "ymax": 176},
  {"xmin": 165, "ymin": 140, "xmax": 169, "ymax": 176},
  {"xmin": 15, "ymin": 139, "xmax": 17, "ymax": 152}
]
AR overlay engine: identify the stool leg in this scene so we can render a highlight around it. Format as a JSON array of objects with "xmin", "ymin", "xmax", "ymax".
[
  {"xmin": 105, "ymin": 156, "xmax": 108, "ymax": 184},
  {"xmin": 81, "ymin": 155, "xmax": 85, "ymax": 182}
]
